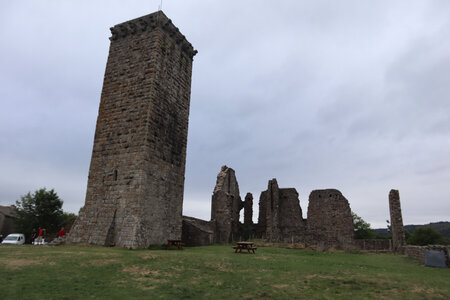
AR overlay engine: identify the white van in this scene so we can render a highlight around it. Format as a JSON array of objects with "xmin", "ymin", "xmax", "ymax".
[{"xmin": 1, "ymin": 233, "xmax": 25, "ymax": 245}]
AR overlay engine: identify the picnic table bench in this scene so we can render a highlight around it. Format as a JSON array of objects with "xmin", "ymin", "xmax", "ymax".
[
  {"xmin": 233, "ymin": 241, "xmax": 257, "ymax": 254},
  {"xmin": 165, "ymin": 239, "xmax": 184, "ymax": 250}
]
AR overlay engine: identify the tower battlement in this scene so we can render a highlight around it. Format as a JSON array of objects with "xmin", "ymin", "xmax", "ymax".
[{"xmin": 109, "ymin": 11, "xmax": 197, "ymax": 58}]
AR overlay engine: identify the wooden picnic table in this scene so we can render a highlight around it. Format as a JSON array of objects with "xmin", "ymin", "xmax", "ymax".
[
  {"xmin": 233, "ymin": 241, "xmax": 257, "ymax": 254},
  {"xmin": 165, "ymin": 239, "xmax": 184, "ymax": 250}
]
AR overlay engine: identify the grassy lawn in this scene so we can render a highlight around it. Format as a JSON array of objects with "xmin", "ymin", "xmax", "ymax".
[{"xmin": 0, "ymin": 244, "xmax": 448, "ymax": 299}]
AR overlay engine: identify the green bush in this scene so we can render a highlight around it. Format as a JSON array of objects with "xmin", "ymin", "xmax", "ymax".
[{"xmin": 407, "ymin": 226, "xmax": 448, "ymax": 245}]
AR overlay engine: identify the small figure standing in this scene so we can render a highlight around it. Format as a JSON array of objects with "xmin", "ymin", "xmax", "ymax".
[
  {"xmin": 31, "ymin": 228, "xmax": 37, "ymax": 244},
  {"xmin": 58, "ymin": 227, "xmax": 66, "ymax": 238},
  {"xmin": 37, "ymin": 227, "xmax": 43, "ymax": 245}
]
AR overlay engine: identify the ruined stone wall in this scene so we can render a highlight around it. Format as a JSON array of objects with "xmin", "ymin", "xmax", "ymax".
[
  {"xmin": 68, "ymin": 11, "xmax": 196, "ymax": 248},
  {"xmin": 265, "ymin": 179, "xmax": 281, "ymax": 241},
  {"xmin": 256, "ymin": 191, "xmax": 268, "ymax": 238},
  {"xmin": 181, "ymin": 216, "xmax": 214, "ymax": 246},
  {"xmin": 258, "ymin": 179, "xmax": 305, "ymax": 242},
  {"xmin": 354, "ymin": 239, "xmax": 391, "ymax": 251},
  {"xmin": 278, "ymin": 188, "xmax": 305, "ymax": 242},
  {"xmin": 210, "ymin": 166, "xmax": 243, "ymax": 243},
  {"xmin": 306, "ymin": 189, "xmax": 354, "ymax": 249},
  {"xmin": 403, "ymin": 245, "xmax": 426, "ymax": 263},
  {"xmin": 403, "ymin": 245, "xmax": 450, "ymax": 266},
  {"xmin": 389, "ymin": 189, "xmax": 406, "ymax": 253}
]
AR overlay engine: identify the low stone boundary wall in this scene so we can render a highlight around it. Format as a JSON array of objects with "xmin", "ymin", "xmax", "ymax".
[
  {"xmin": 403, "ymin": 245, "xmax": 426, "ymax": 263},
  {"xmin": 354, "ymin": 239, "xmax": 391, "ymax": 251},
  {"xmin": 403, "ymin": 245, "xmax": 450, "ymax": 266}
]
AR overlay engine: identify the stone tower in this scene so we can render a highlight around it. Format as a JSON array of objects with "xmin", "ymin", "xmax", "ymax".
[
  {"xmin": 389, "ymin": 189, "xmax": 405, "ymax": 252},
  {"xmin": 68, "ymin": 11, "xmax": 197, "ymax": 249}
]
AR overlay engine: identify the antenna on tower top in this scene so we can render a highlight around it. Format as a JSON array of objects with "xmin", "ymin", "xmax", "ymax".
[{"xmin": 158, "ymin": 0, "xmax": 163, "ymax": 11}]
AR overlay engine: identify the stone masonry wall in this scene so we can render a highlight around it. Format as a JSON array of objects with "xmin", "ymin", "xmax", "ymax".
[
  {"xmin": 403, "ymin": 245, "xmax": 426, "ymax": 263},
  {"xmin": 403, "ymin": 245, "xmax": 450, "ymax": 266},
  {"xmin": 256, "ymin": 190, "xmax": 268, "ymax": 238},
  {"xmin": 210, "ymin": 166, "xmax": 243, "ymax": 243},
  {"xmin": 258, "ymin": 179, "xmax": 305, "ymax": 242},
  {"xmin": 354, "ymin": 239, "xmax": 391, "ymax": 251},
  {"xmin": 306, "ymin": 189, "xmax": 354, "ymax": 249},
  {"xmin": 181, "ymin": 216, "xmax": 214, "ymax": 246},
  {"xmin": 257, "ymin": 180, "xmax": 361, "ymax": 246},
  {"xmin": 68, "ymin": 11, "xmax": 196, "ymax": 249},
  {"xmin": 389, "ymin": 189, "xmax": 406, "ymax": 253},
  {"xmin": 265, "ymin": 179, "xmax": 281, "ymax": 241},
  {"xmin": 278, "ymin": 188, "xmax": 305, "ymax": 242}
]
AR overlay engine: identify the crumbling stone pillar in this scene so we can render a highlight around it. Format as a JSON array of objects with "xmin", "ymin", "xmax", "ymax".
[
  {"xmin": 242, "ymin": 193, "xmax": 254, "ymax": 240},
  {"xmin": 210, "ymin": 166, "xmax": 243, "ymax": 243},
  {"xmin": 244, "ymin": 193, "xmax": 253, "ymax": 226},
  {"xmin": 266, "ymin": 179, "xmax": 281, "ymax": 241},
  {"xmin": 389, "ymin": 189, "xmax": 406, "ymax": 253},
  {"xmin": 306, "ymin": 189, "xmax": 354, "ymax": 249},
  {"xmin": 67, "ymin": 11, "xmax": 196, "ymax": 249}
]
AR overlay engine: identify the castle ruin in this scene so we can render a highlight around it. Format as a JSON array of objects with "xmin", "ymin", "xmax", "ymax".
[
  {"xmin": 197, "ymin": 167, "xmax": 398, "ymax": 250},
  {"xmin": 183, "ymin": 166, "xmax": 355, "ymax": 249},
  {"xmin": 68, "ymin": 12, "xmax": 406, "ymax": 251}
]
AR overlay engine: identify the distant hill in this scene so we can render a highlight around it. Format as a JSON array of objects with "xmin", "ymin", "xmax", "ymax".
[{"xmin": 374, "ymin": 221, "xmax": 450, "ymax": 238}]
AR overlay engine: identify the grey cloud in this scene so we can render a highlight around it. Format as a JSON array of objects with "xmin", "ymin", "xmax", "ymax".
[{"xmin": 1, "ymin": 1, "xmax": 449, "ymax": 228}]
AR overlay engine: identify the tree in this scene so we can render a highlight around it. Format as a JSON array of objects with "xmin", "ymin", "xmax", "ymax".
[
  {"xmin": 60, "ymin": 212, "xmax": 77, "ymax": 228},
  {"xmin": 407, "ymin": 227, "xmax": 447, "ymax": 246},
  {"xmin": 14, "ymin": 188, "xmax": 65, "ymax": 238},
  {"xmin": 352, "ymin": 212, "xmax": 375, "ymax": 239},
  {"xmin": 404, "ymin": 229, "xmax": 411, "ymax": 241}
]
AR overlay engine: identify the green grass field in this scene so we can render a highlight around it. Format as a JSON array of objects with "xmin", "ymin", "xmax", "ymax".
[{"xmin": 0, "ymin": 244, "xmax": 448, "ymax": 299}]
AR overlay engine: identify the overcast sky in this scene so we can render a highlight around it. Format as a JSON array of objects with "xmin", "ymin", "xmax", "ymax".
[{"xmin": 1, "ymin": 1, "xmax": 449, "ymax": 228}]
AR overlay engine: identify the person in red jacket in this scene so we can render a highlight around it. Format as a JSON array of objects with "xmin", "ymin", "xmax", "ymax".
[
  {"xmin": 36, "ymin": 227, "xmax": 43, "ymax": 245},
  {"xmin": 58, "ymin": 227, "xmax": 66, "ymax": 238}
]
